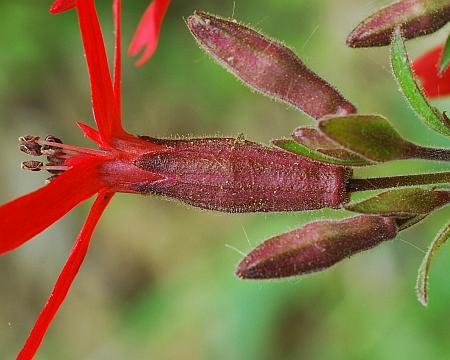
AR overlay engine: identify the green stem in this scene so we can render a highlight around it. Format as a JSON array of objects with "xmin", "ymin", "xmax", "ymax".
[{"xmin": 348, "ymin": 172, "xmax": 450, "ymax": 192}]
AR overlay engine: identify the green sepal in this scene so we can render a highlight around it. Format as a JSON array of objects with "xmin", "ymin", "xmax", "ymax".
[
  {"xmin": 292, "ymin": 126, "xmax": 368, "ymax": 162},
  {"xmin": 319, "ymin": 114, "xmax": 414, "ymax": 162},
  {"xmin": 346, "ymin": 187, "xmax": 450, "ymax": 216},
  {"xmin": 272, "ymin": 139, "xmax": 371, "ymax": 166}
]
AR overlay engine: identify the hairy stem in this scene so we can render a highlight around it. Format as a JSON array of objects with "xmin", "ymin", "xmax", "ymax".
[
  {"xmin": 410, "ymin": 146, "xmax": 450, "ymax": 162},
  {"xmin": 348, "ymin": 172, "xmax": 450, "ymax": 192}
]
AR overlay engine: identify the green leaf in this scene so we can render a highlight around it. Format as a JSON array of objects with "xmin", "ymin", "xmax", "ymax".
[
  {"xmin": 292, "ymin": 126, "xmax": 368, "ymax": 162},
  {"xmin": 439, "ymin": 33, "xmax": 450, "ymax": 74},
  {"xmin": 391, "ymin": 28, "xmax": 450, "ymax": 137},
  {"xmin": 318, "ymin": 114, "xmax": 415, "ymax": 162},
  {"xmin": 417, "ymin": 223, "xmax": 450, "ymax": 306},
  {"xmin": 346, "ymin": 188, "xmax": 450, "ymax": 216},
  {"xmin": 272, "ymin": 139, "xmax": 371, "ymax": 166}
]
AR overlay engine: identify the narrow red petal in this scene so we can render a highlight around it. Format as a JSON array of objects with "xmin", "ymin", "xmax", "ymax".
[
  {"xmin": 50, "ymin": 0, "xmax": 77, "ymax": 14},
  {"xmin": 16, "ymin": 191, "xmax": 114, "ymax": 360},
  {"xmin": 128, "ymin": 0, "xmax": 171, "ymax": 67},
  {"xmin": 0, "ymin": 159, "xmax": 103, "ymax": 255},
  {"xmin": 412, "ymin": 44, "xmax": 450, "ymax": 98},
  {"xmin": 113, "ymin": 0, "xmax": 122, "ymax": 114},
  {"xmin": 76, "ymin": 0, "xmax": 125, "ymax": 143},
  {"xmin": 76, "ymin": 121, "xmax": 102, "ymax": 144}
]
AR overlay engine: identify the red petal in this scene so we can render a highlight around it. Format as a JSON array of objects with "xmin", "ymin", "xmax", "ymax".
[
  {"xmin": 113, "ymin": 0, "xmax": 122, "ymax": 114},
  {"xmin": 0, "ymin": 159, "xmax": 103, "ymax": 255},
  {"xmin": 76, "ymin": 0, "xmax": 126, "ymax": 143},
  {"xmin": 128, "ymin": 0, "xmax": 171, "ymax": 67},
  {"xmin": 77, "ymin": 121, "xmax": 102, "ymax": 144},
  {"xmin": 16, "ymin": 191, "xmax": 113, "ymax": 360},
  {"xmin": 412, "ymin": 44, "xmax": 450, "ymax": 98},
  {"xmin": 50, "ymin": 0, "xmax": 77, "ymax": 14}
]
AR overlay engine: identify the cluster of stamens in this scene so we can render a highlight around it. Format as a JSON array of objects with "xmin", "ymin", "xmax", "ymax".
[{"xmin": 19, "ymin": 135, "xmax": 88, "ymax": 183}]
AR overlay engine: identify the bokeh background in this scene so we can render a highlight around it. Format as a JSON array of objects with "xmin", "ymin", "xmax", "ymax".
[{"xmin": 1, "ymin": 0, "xmax": 450, "ymax": 359}]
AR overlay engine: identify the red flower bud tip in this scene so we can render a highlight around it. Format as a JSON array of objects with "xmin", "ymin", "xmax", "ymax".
[
  {"xmin": 187, "ymin": 12, "xmax": 357, "ymax": 120},
  {"xmin": 347, "ymin": 0, "xmax": 450, "ymax": 48},
  {"xmin": 412, "ymin": 44, "xmax": 450, "ymax": 98},
  {"xmin": 236, "ymin": 215, "xmax": 398, "ymax": 279},
  {"xmin": 133, "ymin": 137, "xmax": 351, "ymax": 213}
]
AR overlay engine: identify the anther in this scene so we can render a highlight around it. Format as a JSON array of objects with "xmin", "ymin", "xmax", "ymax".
[
  {"xmin": 21, "ymin": 161, "xmax": 43, "ymax": 171},
  {"xmin": 19, "ymin": 143, "xmax": 42, "ymax": 156},
  {"xmin": 19, "ymin": 135, "xmax": 40, "ymax": 143},
  {"xmin": 41, "ymin": 135, "xmax": 64, "ymax": 155},
  {"xmin": 45, "ymin": 135, "xmax": 63, "ymax": 144},
  {"xmin": 18, "ymin": 135, "xmax": 42, "ymax": 156}
]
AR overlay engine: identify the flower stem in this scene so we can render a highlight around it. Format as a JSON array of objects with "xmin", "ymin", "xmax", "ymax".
[
  {"xmin": 411, "ymin": 146, "xmax": 450, "ymax": 162},
  {"xmin": 348, "ymin": 172, "xmax": 450, "ymax": 192}
]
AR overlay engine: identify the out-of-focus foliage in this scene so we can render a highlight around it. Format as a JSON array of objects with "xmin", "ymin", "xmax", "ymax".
[{"xmin": 0, "ymin": 0, "xmax": 449, "ymax": 359}]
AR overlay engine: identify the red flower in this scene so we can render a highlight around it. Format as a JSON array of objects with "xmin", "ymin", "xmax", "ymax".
[
  {"xmin": 412, "ymin": 44, "xmax": 450, "ymax": 98},
  {"xmin": 50, "ymin": 0, "xmax": 171, "ymax": 66},
  {"xmin": 4, "ymin": 1, "xmax": 164, "ymax": 358}
]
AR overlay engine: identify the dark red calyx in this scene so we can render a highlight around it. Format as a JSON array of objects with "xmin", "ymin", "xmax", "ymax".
[{"xmin": 133, "ymin": 137, "xmax": 351, "ymax": 213}]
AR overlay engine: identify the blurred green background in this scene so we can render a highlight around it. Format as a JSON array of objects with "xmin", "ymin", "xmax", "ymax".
[{"xmin": 0, "ymin": 0, "xmax": 450, "ymax": 359}]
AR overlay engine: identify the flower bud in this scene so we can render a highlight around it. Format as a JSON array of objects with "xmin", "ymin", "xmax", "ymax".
[
  {"xmin": 347, "ymin": 0, "xmax": 450, "ymax": 47},
  {"xmin": 187, "ymin": 12, "xmax": 356, "ymax": 120},
  {"xmin": 236, "ymin": 215, "xmax": 398, "ymax": 279},
  {"xmin": 132, "ymin": 137, "xmax": 351, "ymax": 213}
]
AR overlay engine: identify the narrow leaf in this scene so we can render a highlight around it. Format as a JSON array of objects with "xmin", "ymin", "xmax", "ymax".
[
  {"xmin": 417, "ymin": 223, "xmax": 450, "ymax": 306},
  {"xmin": 292, "ymin": 127, "xmax": 369, "ymax": 163},
  {"xmin": 346, "ymin": 188, "xmax": 450, "ymax": 216},
  {"xmin": 391, "ymin": 28, "xmax": 450, "ymax": 137},
  {"xmin": 273, "ymin": 139, "xmax": 370, "ymax": 166}
]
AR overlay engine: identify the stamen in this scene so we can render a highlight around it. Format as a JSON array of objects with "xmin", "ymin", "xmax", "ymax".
[
  {"xmin": 43, "ymin": 164, "xmax": 69, "ymax": 175},
  {"xmin": 21, "ymin": 161, "xmax": 44, "ymax": 171},
  {"xmin": 38, "ymin": 140, "xmax": 108, "ymax": 157},
  {"xmin": 21, "ymin": 161, "xmax": 69, "ymax": 173},
  {"xmin": 45, "ymin": 135, "xmax": 63, "ymax": 144},
  {"xmin": 41, "ymin": 135, "xmax": 63, "ymax": 155},
  {"xmin": 18, "ymin": 136, "xmax": 42, "ymax": 156},
  {"xmin": 19, "ymin": 135, "xmax": 40, "ymax": 143},
  {"xmin": 18, "ymin": 133, "xmax": 108, "ymax": 183}
]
